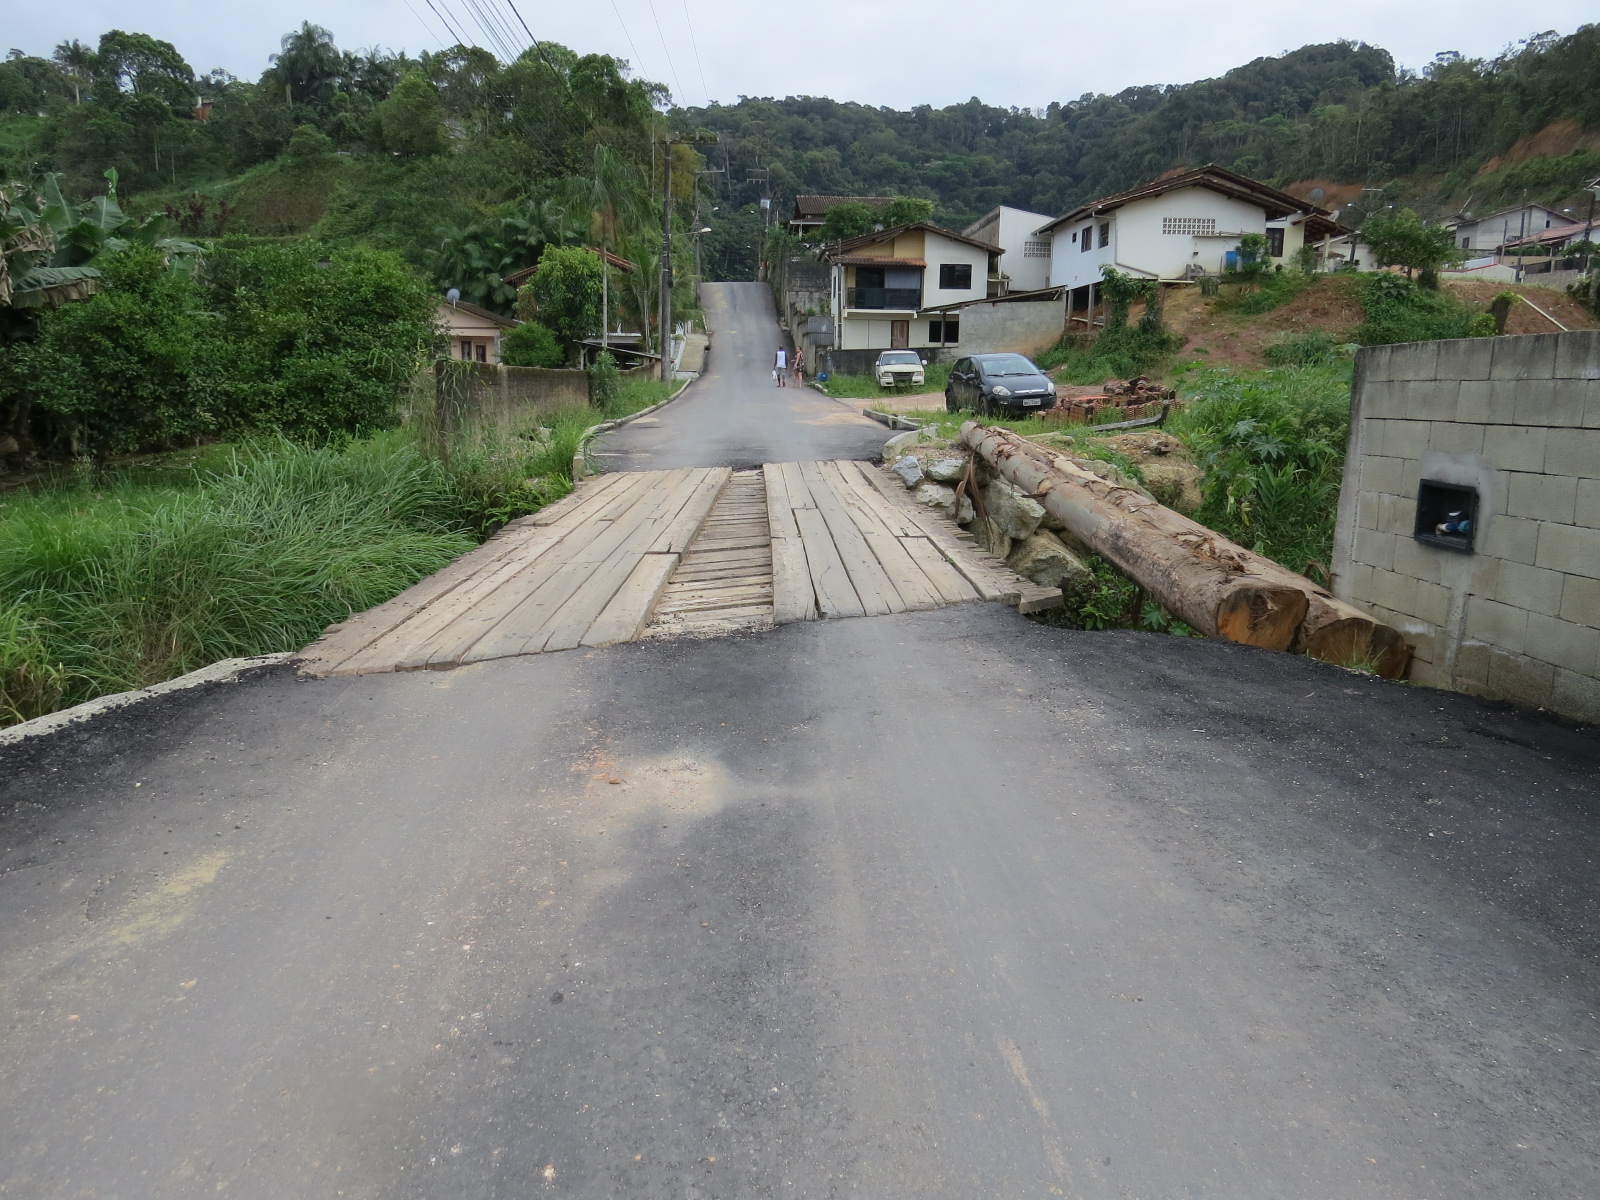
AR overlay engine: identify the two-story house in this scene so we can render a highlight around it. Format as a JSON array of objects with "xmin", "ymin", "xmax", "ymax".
[
  {"xmin": 1035, "ymin": 166, "xmax": 1347, "ymax": 323},
  {"xmin": 822, "ymin": 221, "xmax": 1001, "ymax": 367},
  {"xmin": 962, "ymin": 205, "xmax": 1056, "ymax": 293},
  {"xmin": 1447, "ymin": 203, "xmax": 1570, "ymax": 253}
]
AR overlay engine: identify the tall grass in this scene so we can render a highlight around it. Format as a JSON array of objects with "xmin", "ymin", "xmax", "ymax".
[
  {"xmin": 1168, "ymin": 364, "xmax": 1352, "ymax": 578},
  {"xmin": 0, "ymin": 427, "xmax": 574, "ymax": 726}
]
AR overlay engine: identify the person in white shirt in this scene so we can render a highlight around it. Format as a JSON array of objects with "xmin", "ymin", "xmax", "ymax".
[{"xmin": 774, "ymin": 347, "xmax": 788, "ymax": 387}]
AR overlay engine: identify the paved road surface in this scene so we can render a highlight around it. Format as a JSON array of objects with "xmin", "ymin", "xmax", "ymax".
[
  {"xmin": 2, "ymin": 283, "xmax": 1598, "ymax": 1199},
  {"xmin": 593, "ymin": 282, "xmax": 889, "ymax": 469}
]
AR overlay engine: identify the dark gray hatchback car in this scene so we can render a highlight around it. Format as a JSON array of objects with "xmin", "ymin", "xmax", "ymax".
[{"xmin": 944, "ymin": 353, "xmax": 1058, "ymax": 415}]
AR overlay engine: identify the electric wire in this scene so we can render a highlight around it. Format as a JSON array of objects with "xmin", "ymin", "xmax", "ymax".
[
  {"xmin": 460, "ymin": 0, "xmax": 518, "ymax": 60},
  {"xmin": 680, "ymin": 0, "xmax": 711, "ymax": 105},
  {"xmin": 501, "ymin": 0, "xmax": 567, "ymax": 75},
  {"xmin": 643, "ymin": 0, "xmax": 686, "ymax": 104},
  {"xmin": 423, "ymin": 0, "xmax": 470, "ymax": 47},
  {"xmin": 401, "ymin": 0, "xmax": 452, "ymax": 50},
  {"xmin": 608, "ymin": 0, "xmax": 654, "ymax": 82}
]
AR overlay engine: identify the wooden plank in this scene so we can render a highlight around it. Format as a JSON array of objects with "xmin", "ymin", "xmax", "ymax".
[
  {"xmin": 855, "ymin": 460, "xmax": 1017, "ymax": 603},
  {"xmin": 794, "ymin": 508, "xmax": 864, "ymax": 618},
  {"xmin": 649, "ymin": 467, "xmax": 731, "ymax": 554},
  {"xmin": 799, "ymin": 462, "xmax": 902, "ymax": 616},
  {"xmin": 778, "ymin": 461, "xmax": 817, "ymax": 510},
  {"xmin": 899, "ymin": 536, "xmax": 981, "ymax": 605},
  {"xmin": 689, "ymin": 535, "xmax": 771, "ymax": 553},
  {"xmin": 831, "ymin": 459, "xmax": 922, "ymax": 537},
  {"xmin": 816, "ymin": 462, "xmax": 941, "ymax": 612},
  {"xmin": 581, "ymin": 552, "xmax": 681, "ymax": 647},
  {"xmin": 770, "ymin": 535, "xmax": 817, "ymax": 624},
  {"xmin": 656, "ymin": 586, "xmax": 774, "ymax": 614},
  {"xmin": 1017, "ymin": 583, "xmax": 1065, "ymax": 614},
  {"xmin": 570, "ymin": 468, "xmax": 696, "ymax": 563},
  {"xmin": 526, "ymin": 472, "xmax": 625, "ymax": 524}
]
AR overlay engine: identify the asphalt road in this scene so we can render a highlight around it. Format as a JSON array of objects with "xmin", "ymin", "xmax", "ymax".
[
  {"xmin": 2, "ymin": 287, "xmax": 1598, "ymax": 1199},
  {"xmin": 592, "ymin": 282, "xmax": 890, "ymax": 469}
]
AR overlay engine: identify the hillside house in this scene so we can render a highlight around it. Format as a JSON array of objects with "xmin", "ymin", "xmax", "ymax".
[
  {"xmin": 1035, "ymin": 166, "xmax": 1348, "ymax": 322},
  {"xmin": 822, "ymin": 221, "xmax": 1000, "ymax": 367},
  {"xmin": 1448, "ymin": 204, "xmax": 1570, "ymax": 253},
  {"xmin": 438, "ymin": 299, "xmax": 514, "ymax": 363},
  {"xmin": 962, "ymin": 205, "xmax": 1056, "ymax": 293},
  {"xmin": 787, "ymin": 195, "xmax": 897, "ymax": 238}
]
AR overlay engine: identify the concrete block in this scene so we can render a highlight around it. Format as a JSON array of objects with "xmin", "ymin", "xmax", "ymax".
[
  {"xmin": 1411, "ymin": 579, "xmax": 1454, "ymax": 626},
  {"xmin": 1356, "ymin": 490, "xmax": 1381, "ymax": 532},
  {"xmin": 1427, "ymin": 421, "xmax": 1484, "ymax": 456},
  {"xmin": 1526, "ymin": 612, "xmax": 1600, "ymax": 676},
  {"xmin": 1382, "ymin": 420, "xmax": 1431, "ymax": 463},
  {"xmin": 1389, "ymin": 341, "xmax": 1440, "ymax": 382},
  {"xmin": 1542, "ymin": 428, "xmax": 1600, "ymax": 479},
  {"xmin": 1442, "ymin": 336, "xmax": 1496, "ymax": 381},
  {"xmin": 1405, "ymin": 380, "xmax": 1459, "ymax": 420},
  {"xmin": 1584, "ymin": 382, "xmax": 1600, "ymax": 429},
  {"xmin": 1465, "ymin": 595, "xmax": 1529, "ymax": 654},
  {"xmin": 1392, "ymin": 535, "xmax": 1445, "ymax": 585},
  {"xmin": 1536, "ymin": 522, "xmax": 1600, "ymax": 580},
  {"xmin": 1359, "ymin": 344, "xmax": 1397, "ymax": 384},
  {"xmin": 1396, "ymin": 458, "xmax": 1421, "ymax": 500},
  {"xmin": 1369, "ymin": 567, "xmax": 1419, "ymax": 615},
  {"xmin": 1482, "ymin": 424, "xmax": 1548, "ymax": 473},
  {"xmin": 1551, "ymin": 668, "xmax": 1600, "ymax": 725},
  {"xmin": 1339, "ymin": 560, "xmax": 1375, "ymax": 602},
  {"xmin": 1404, "ymin": 628, "xmax": 1438, "ymax": 665},
  {"xmin": 1361, "ymin": 456, "xmax": 1404, "ymax": 497},
  {"xmin": 1409, "ymin": 658, "xmax": 1444, "ymax": 687},
  {"xmin": 1495, "ymin": 559, "xmax": 1567, "ymax": 616},
  {"xmin": 1468, "ymin": 557, "xmax": 1501, "ymax": 598},
  {"xmin": 1452, "ymin": 641, "xmax": 1491, "ymax": 686},
  {"xmin": 1513, "ymin": 378, "xmax": 1585, "ymax": 427},
  {"xmin": 1553, "ymin": 330, "xmax": 1600, "ymax": 380},
  {"xmin": 1378, "ymin": 492, "xmax": 1412, "ymax": 535},
  {"xmin": 1489, "ymin": 334, "xmax": 1560, "ymax": 381},
  {"xmin": 1577, "ymin": 479, "xmax": 1600, "ymax": 530},
  {"xmin": 1353, "ymin": 526, "xmax": 1396, "ymax": 571},
  {"xmin": 1479, "ymin": 514, "xmax": 1541, "ymax": 565},
  {"xmin": 1486, "ymin": 648, "xmax": 1556, "ymax": 708},
  {"xmin": 1506, "ymin": 472, "xmax": 1578, "ymax": 524},
  {"xmin": 1456, "ymin": 380, "xmax": 1495, "ymax": 424},
  {"xmin": 1560, "ymin": 574, "xmax": 1600, "ymax": 627}
]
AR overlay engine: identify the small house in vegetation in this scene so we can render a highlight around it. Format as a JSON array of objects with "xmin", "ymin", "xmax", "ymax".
[
  {"xmin": 437, "ymin": 299, "xmax": 514, "ymax": 364},
  {"xmin": 1034, "ymin": 165, "xmax": 1348, "ymax": 323},
  {"xmin": 1447, "ymin": 203, "xmax": 1570, "ymax": 253},
  {"xmin": 820, "ymin": 221, "xmax": 1002, "ymax": 370},
  {"xmin": 787, "ymin": 195, "xmax": 898, "ymax": 237},
  {"xmin": 962, "ymin": 205, "xmax": 1056, "ymax": 293}
]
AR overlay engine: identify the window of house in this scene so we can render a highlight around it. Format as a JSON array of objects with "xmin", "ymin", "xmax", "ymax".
[
  {"xmin": 1265, "ymin": 227, "xmax": 1285, "ymax": 257},
  {"xmin": 1162, "ymin": 217, "xmax": 1218, "ymax": 236},
  {"xmin": 1081, "ymin": 224, "xmax": 1093, "ymax": 253},
  {"xmin": 1098, "ymin": 222, "xmax": 1110, "ymax": 248},
  {"xmin": 1461, "ymin": 237, "xmax": 1471, "ymax": 249},
  {"xmin": 1024, "ymin": 240, "xmax": 1050, "ymax": 258},
  {"xmin": 475, "ymin": 343, "xmax": 487, "ymax": 363},
  {"xmin": 939, "ymin": 263, "xmax": 973, "ymax": 289},
  {"xmin": 929, "ymin": 318, "xmax": 959, "ymax": 343}
]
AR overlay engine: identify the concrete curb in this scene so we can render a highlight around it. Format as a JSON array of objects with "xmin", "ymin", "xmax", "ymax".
[
  {"xmin": 0, "ymin": 653, "xmax": 293, "ymax": 749},
  {"xmin": 572, "ymin": 358, "xmax": 704, "ymax": 479}
]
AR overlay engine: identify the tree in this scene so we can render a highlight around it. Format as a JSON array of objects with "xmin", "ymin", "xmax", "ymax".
[
  {"xmin": 267, "ymin": 22, "xmax": 341, "ymax": 107},
  {"xmin": 519, "ymin": 244, "xmax": 601, "ymax": 349},
  {"xmin": 499, "ymin": 320, "xmax": 564, "ymax": 367},
  {"xmin": 818, "ymin": 201, "xmax": 878, "ymax": 243},
  {"xmin": 1360, "ymin": 208, "xmax": 1465, "ymax": 286},
  {"xmin": 92, "ymin": 30, "xmax": 194, "ymax": 108},
  {"xmin": 375, "ymin": 72, "xmax": 447, "ymax": 158},
  {"xmin": 286, "ymin": 123, "xmax": 334, "ymax": 160},
  {"xmin": 883, "ymin": 197, "xmax": 934, "ymax": 227},
  {"xmin": 560, "ymin": 144, "xmax": 651, "ymax": 349},
  {"xmin": 52, "ymin": 40, "xmax": 95, "ymax": 104}
]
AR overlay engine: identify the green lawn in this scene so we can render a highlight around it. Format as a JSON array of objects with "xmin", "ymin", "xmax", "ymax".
[{"xmin": 820, "ymin": 361, "xmax": 951, "ymax": 399}]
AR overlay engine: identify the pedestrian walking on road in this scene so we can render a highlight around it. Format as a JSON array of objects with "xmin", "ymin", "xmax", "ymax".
[
  {"xmin": 792, "ymin": 347, "xmax": 804, "ymax": 384},
  {"xmin": 774, "ymin": 347, "xmax": 788, "ymax": 387}
]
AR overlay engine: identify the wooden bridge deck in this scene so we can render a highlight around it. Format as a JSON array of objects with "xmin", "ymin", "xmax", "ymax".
[{"xmin": 300, "ymin": 461, "xmax": 1059, "ymax": 677}]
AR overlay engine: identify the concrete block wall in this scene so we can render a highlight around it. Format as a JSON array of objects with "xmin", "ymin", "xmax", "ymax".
[{"xmin": 1331, "ymin": 331, "xmax": 1600, "ymax": 723}]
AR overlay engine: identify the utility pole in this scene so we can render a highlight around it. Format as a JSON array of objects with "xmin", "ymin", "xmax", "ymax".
[
  {"xmin": 1582, "ymin": 175, "xmax": 1600, "ymax": 276},
  {"xmin": 658, "ymin": 135, "xmax": 719, "ymax": 382}
]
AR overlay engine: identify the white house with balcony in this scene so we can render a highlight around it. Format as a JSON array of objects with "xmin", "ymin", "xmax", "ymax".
[
  {"xmin": 962, "ymin": 205, "xmax": 1056, "ymax": 293},
  {"xmin": 1035, "ymin": 166, "xmax": 1348, "ymax": 325},
  {"xmin": 822, "ymin": 221, "xmax": 1000, "ymax": 363}
]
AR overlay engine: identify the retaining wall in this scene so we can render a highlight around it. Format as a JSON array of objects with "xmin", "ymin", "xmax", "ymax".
[{"xmin": 1331, "ymin": 331, "xmax": 1600, "ymax": 722}]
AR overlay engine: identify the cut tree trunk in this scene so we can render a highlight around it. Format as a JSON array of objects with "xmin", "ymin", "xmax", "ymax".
[{"xmin": 962, "ymin": 422, "xmax": 1411, "ymax": 676}]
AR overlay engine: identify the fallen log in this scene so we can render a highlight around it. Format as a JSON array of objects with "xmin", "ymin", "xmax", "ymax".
[
  {"xmin": 963, "ymin": 422, "xmax": 1412, "ymax": 676},
  {"xmin": 963, "ymin": 422, "xmax": 1307, "ymax": 650}
]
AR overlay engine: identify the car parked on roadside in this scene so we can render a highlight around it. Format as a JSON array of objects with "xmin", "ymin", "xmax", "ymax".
[
  {"xmin": 944, "ymin": 353, "xmax": 1057, "ymax": 415},
  {"xmin": 874, "ymin": 349, "xmax": 926, "ymax": 388}
]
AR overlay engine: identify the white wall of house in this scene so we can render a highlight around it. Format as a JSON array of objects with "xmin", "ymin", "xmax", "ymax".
[
  {"xmin": 1452, "ymin": 204, "xmax": 1569, "ymax": 252},
  {"xmin": 1048, "ymin": 187, "xmax": 1268, "ymax": 290},
  {"xmin": 965, "ymin": 206, "xmax": 1054, "ymax": 292},
  {"xmin": 437, "ymin": 303, "xmax": 507, "ymax": 363}
]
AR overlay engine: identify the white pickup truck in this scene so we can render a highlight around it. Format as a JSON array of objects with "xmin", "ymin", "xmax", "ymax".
[{"xmin": 874, "ymin": 350, "xmax": 926, "ymax": 388}]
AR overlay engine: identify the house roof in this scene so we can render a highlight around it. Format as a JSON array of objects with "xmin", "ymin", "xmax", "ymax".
[
  {"xmin": 439, "ymin": 299, "xmax": 516, "ymax": 328},
  {"xmin": 1452, "ymin": 202, "xmax": 1568, "ymax": 228},
  {"xmin": 791, "ymin": 194, "xmax": 898, "ymax": 219},
  {"xmin": 823, "ymin": 221, "xmax": 1002, "ymax": 262},
  {"xmin": 833, "ymin": 254, "xmax": 927, "ymax": 267},
  {"xmin": 961, "ymin": 205, "xmax": 1056, "ymax": 238},
  {"xmin": 502, "ymin": 246, "xmax": 634, "ymax": 290},
  {"xmin": 1034, "ymin": 165, "xmax": 1349, "ymax": 236},
  {"xmin": 1506, "ymin": 221, "xmax": 1591, "ymax": 248}
]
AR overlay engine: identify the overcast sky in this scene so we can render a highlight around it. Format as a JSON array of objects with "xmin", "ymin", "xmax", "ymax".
[{"xmin": 7, "ymin": 1, "xmax": 1594, "ymax": 110}]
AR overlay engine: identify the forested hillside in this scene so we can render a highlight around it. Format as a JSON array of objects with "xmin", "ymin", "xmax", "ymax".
[{"xmin": 684, "ymin": 27, "xmax": 1600, "ymax": 229}]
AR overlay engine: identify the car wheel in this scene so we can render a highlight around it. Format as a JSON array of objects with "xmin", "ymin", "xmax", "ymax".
[{"xmin": 945, "ymin": 388, "xmax": 959, "ymax": 413}]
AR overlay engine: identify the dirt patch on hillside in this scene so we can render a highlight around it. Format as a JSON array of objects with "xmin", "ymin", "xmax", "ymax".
[
  {"xmin": 1477, "ymin": 120, "xmax": 1600, "ymax": 175},
  {"xmin": 1165, "ymin": 274, "xmax": 1366, "ymax": 368},
  {"xmin": 1441, "ymin": 280, "xmax": 1600, "ymax": 334}
]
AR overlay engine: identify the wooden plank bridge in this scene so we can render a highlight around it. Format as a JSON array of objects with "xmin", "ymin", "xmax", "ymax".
[{"xmin": 300, "ymin": 461, "xmax": 1061, "ymax": 676}]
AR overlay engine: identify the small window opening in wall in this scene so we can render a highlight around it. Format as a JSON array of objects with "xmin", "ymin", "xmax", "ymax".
[{"xmin": 1414, "ymin": 480, "xmax": 1478, "ymax": 553}]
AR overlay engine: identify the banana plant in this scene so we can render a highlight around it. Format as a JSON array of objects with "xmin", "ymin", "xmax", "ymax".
[{"xmin": 1, "ymin": 169, "xmax": 202, "ymax": 310}]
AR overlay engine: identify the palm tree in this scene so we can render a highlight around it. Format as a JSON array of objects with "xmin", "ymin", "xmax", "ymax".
[
  {"xmin": 268, "ymin": 22, "xmax": 341, "ymax": 106},
  {"xmin": 52, "ymin": 40, "xmax": 94, "ymax": 105},
  {"xmin": 559, "ymin": 145, "xmax": 653, "ymax": 351}
]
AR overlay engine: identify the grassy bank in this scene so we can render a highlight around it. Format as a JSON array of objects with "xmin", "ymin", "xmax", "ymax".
[{"xmin": 0, "ymin": 423, "xmax": 583, "ymax": 727}]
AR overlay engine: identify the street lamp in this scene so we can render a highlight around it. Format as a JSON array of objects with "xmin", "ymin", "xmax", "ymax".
[{"xmin": 693, "ymin": 226, "xmax": 712, "ymax": 279}]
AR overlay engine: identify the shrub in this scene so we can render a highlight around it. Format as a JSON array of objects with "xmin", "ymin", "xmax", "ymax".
[
  {"xmin": 1356, "ymin": 273, "xmax": 1491, "ymax": 345},
  {"xmin": 1263, "ymin": 330, "xmax": 1347, "ymax": 367},
  {"xmin": 588, "ymin": 350, "xmax": 621, "ymax": 408},
  {"xmin": 499, "ymin": 320, "xmax": 565, "ymax": 368},
  {"xmin": 521, "ymin": 244, "xmax": 602, "ymax": 348}
]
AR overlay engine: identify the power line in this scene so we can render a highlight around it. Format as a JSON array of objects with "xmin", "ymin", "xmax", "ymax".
[
  {"xmin": 680, "ymin": 0, "xmax": 711, "ymax": 105},
  {"xmin": 423, "ymin": 0, "xmax": 470, "ymax": 47},
  {"xmin": 402, "ymin": 0, "xmax": 451, "ymax": 50},
  {"xmin": 643, "ymin": 0, "xmax": 686, "ymax": 104},
  {"xmin": 608, "ymin": 0, "xmax": 654, "ymax": 83},
  {"xmin": 501, "ymin": 0, "xmax": 567, "ymax": 77},
  {"xmin": 459, "ymin": 0, "xmax": 518, "ymax": 60}
]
